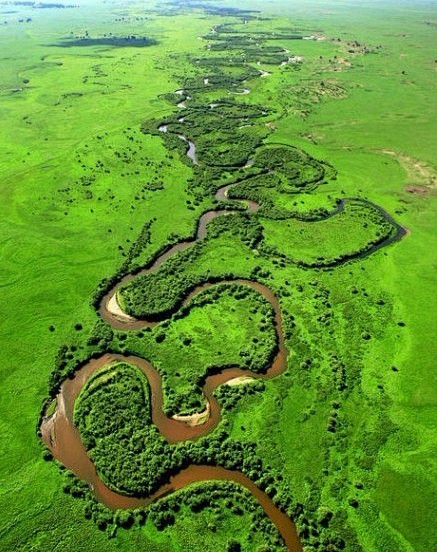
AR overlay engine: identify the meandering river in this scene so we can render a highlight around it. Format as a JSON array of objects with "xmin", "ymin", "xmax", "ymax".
[
  {"xmin": 40, "ymin": 100, "xmax": 405, "ymax": 551},
  {"xmin": 40, "ymin": 144, "xmax": 303, "ymax": 548}
]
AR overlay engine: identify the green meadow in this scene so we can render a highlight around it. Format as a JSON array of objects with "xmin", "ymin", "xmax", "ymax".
[
  {"xmin": 0, "ymin": 0, "xmax": 435, "ymax": 551},
  {"xmin": 122, "ymin": 283, "xmax": 278, "ymax": 414}
]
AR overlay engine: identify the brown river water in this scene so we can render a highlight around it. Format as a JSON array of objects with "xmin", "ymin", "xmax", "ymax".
[
  {"xmin": 38, "ymin": 69, "xmax": 407, "ymax": 551},
  {"xmin": 40, "ymin": 142, "xmax": 303, "ymax": 549},
  {"xmin": 40, "ymin": 275, "xmax": 300, "ymax": 549}
]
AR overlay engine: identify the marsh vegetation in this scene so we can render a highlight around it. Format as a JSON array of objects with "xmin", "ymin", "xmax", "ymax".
[{"xmin": 0, "ymin": 0, "xmax": 435, "ymax": 551}]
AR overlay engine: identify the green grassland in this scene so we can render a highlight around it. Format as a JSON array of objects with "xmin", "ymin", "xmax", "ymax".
[
  {"xmin": 122, "ymin": 283, "xmax": 278, "ymax": 415},
  {"xmin": 260, "ymin": 199, "xmax": 395, "ymax": 265},
  {"xmin": 0, "ymin": 0, "xmax": 435, "ymax": 551}
]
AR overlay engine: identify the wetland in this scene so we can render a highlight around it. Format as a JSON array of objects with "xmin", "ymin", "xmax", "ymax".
[{"xmin": 1, "ymin": 0, "xmax": 435, "ymax": 551}]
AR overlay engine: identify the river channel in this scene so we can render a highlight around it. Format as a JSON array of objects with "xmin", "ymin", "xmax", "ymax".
[
  {"xmin": 40, "ymin": 142, "xmax": 303, "ymax": 548},
  {"xmin": 40, "ymin": 128, "xmax": 405, "ymax": 550}
]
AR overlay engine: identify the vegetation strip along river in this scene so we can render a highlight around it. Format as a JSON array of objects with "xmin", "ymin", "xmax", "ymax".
[
  {"xmin": 40, "ymin": 158, "xmax": 302, "ymax": 548},
  {"xmin": 40, "ymin": 104, "xmax": 405, "ymax": 551}
]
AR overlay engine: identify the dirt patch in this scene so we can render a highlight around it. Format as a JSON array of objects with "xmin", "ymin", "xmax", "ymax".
[
  {"xmin": 329, "ymin": 57, "xmax": 352, "ymax": 72},
  {"xmin": 405, "ymin": 185, "xmax": 429, "ymax": 194},
  {"xmin": 301, "ymin": 132, "xmax": 325, "ymax": 145},
  {"xmin": 226, "ymin": 376, "xmax": 255, "ymax": 387},
  {"xmin": 379, "ymin": 149, "xmax": 436, "ymax": 191},
  {"xmin": 172, "ymin": 404, "xmax": 210, "ymax": 427},
  {"xmin": 107, "ymin": 292, "xmax": 136, "ymax": 322}
]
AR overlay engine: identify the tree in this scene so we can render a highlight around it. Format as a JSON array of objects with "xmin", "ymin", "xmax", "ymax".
[
  {"xmin": 114, "ymin": 509, "xmax": 133, "ymax": 528},
  {"xmin": 227, "ymin": 541, "xmax": 241, "ymax": 552}
]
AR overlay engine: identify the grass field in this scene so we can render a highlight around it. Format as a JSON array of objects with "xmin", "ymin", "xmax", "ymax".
[
  {"xmin": 0, "ymin": 0, "xmax": 435, "ymax": 550},
  {"xmin": 260, "ymin": 199, "xmax": 395, "ymax": 264},
  {"xmin": 123, "ymin": 283, "xmax": 278, "ymax": 414}
]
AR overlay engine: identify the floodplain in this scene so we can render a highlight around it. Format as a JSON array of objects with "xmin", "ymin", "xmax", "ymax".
[{"xmin": 0, "ymin": 0, "xmax": 436, "ymax": 551}]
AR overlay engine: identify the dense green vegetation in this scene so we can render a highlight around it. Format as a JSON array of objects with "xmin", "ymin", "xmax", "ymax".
[
  {"xmin": 122, "ymin": 283, "xmax": 278, "ymax": 415},
  {"xmin": 72, "ymin": 362, "xmax": 296, "ymax": 547},
  {"xmin": 56, "ymin": 36, "xmax": 158, "ymax": 48},
  {"xmin": 64, "ymin": 475, "xmax": 287, "ymax": 550},
  {"xmin": 1, "ymin": 0, "xmax": 435, "ymax": 551},
  {"xmin": 142, "ymin": 481, "xmax": 284, "ymax": 550},
  {"xmin": 74, "ymin": 362, "xmax": 160, "ymax": 495}
]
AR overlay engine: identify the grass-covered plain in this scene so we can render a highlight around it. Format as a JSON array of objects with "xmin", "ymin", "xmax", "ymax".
[
  {"xmin": 0, "ymin": 0, "xmax": 436, "ymax": 551},
  {"xmin": 260, "ymin": 199, "xmax": 395, "ymax": 265},
  {"xmin": 122, "ymin": 282, "xmax": 278, "ymax": 414}
]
